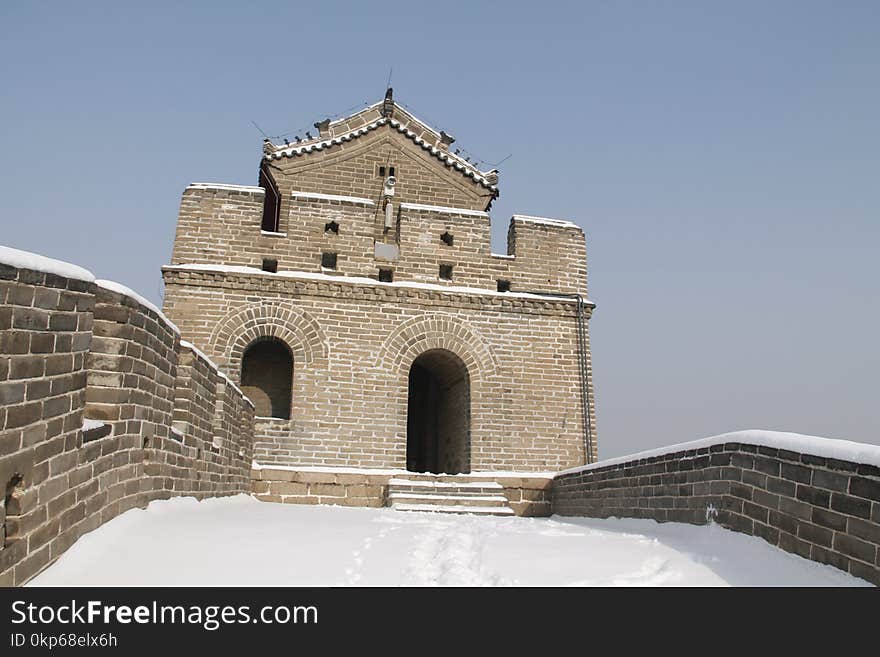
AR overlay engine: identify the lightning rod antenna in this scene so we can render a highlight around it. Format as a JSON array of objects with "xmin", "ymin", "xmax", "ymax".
[{"xmin": 250, "ymin": 120, "xmax": 270, "ymax": 140}]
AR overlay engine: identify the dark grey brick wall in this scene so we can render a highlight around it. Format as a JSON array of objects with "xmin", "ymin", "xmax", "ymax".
[
  {"xmin": 1, "ymin": 263, "xmax": 255, "ymax": 586},
  {"xmin": 553, "ymin": 442, "xmax": 880, "ymax": 585}
]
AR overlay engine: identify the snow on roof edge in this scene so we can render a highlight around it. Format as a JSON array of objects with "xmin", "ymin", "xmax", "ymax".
[
  {"xmin": 327, "ymin": 100, "xmax": 383, "ymax": 127},
  {"xmin": 325, "ymin": 101, "xmax": 441, "ymax": 140},
  {"xmin": 266, "ymin": 115, "xmax": 497, "ymax": 191},
  {"xmin": 389, "ymin": 119, "xmax": 494, "ymax": 184},
  {"xmin": 559, "ymin": 430, "xmax": 880, "ymax": 476},
  {"xmin": 513, "ymin": 214, "xmax": 582, "ymax": 230},
  {"xmin": 400, "ymin": 202, "xmax": 488, "ymax": 218},
  {"xmin": 290, "ymin": 190, "xmax": 374, "ymax": 205},
  {"xmin": 269, "ymin": 118, "xmax": 387, "ymax": 158},
  {"xmin": 0, "ymin": 244, "xmax": 95, "ymax": 282},
  {"xmin": 392, "ymin": 102, "xmax": 443, "ymax": 139},
  {"xmin": 187, "ymin": 183, "xmax": 264, "ymax": 194},
  {"xmin": 95, "ymin": 279, "xmax": 180, "ymax": 335}
]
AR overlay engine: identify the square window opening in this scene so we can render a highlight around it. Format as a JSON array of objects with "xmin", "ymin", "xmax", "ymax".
[
  {"xmin": 378, "ymin": 268, "xmax": 394, "ymax": 283},
  {"xmin": 439, "ymin": 264, "xmax": 453, "ymax": 281},
  {"xmin": 497, "ymin": 279, "xmax": 511, "ymax": 293},
  {"xmin": 262, "ymin": 258, "xmax": 278, "ymax": 273},
  {"xmin": 321, "ymin": 252, "xmax": 338, "ymax": 270}
]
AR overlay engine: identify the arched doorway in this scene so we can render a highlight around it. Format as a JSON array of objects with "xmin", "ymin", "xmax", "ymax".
[
  {"xmin": 240, "ymin": 338, "xmax": 293, "ymax": 419},
  {"xmin": 406, "ymin": 349, "xmax": 470, "ymax": 474}
]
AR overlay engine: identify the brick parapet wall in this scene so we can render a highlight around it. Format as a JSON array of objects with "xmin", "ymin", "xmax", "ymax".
[
  {"xmin": 173, "ymin": 346, "xmax": 215, "ymax": 447},
  {"xmin": 552, "ymin": 442, "xmax": 880, "ymax": 585},
  {"xmin": 87, "ymin": 285, "xmax": 178, "ymax": 445},
  {"xmin": 212, "ymin": 372, "xmax": 255, "ymax": 486},
  {"xmin": 507, "ymin": 217, "xmax": 588, "ymax": 297},
  {"xmin": 0, "ymin": 263, "xmax": 94, "ymax": 586},
  {"xmin": 170, "ymin": 185, "xmax": 265, "ymax": 266},
  {"xmin": 168, "ymin": 184, "xmax": 588, "ymax": 296},
  {"xmin": 0, "ymin": 258, "xmax": 255, "ymax": 586}
]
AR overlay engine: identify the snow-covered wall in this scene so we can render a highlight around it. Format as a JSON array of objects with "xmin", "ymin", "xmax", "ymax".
[
  {"xmin": 553, "ymin": 430, "xmax": 880, "ymax": 586},
  {"xmin": 0, "ymin": 247, "xmax": 255, "ymax": 586}
]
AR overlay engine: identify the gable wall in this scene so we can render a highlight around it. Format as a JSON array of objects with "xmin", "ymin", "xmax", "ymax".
[{"xmin": 268, "ymin": 128, "xmax": 493, "ymax": 218}]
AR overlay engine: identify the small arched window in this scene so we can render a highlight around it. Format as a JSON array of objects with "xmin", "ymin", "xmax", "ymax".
[{"xmin": 240, "ymin": 338, "xmax": 293, "ymax": 419}]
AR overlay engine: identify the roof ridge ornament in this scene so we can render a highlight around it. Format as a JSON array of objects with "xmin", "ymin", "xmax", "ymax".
[
  {"xmin": 382, "ymin": 87, "xmax": 394, "ymax": 118},
  {"xmin": 313, "ymin": 118, "xmax": 331, "ymax": 138},
  {"xmin": 439, "ymin": 130, "xmax": 455, "ymax": 150}
]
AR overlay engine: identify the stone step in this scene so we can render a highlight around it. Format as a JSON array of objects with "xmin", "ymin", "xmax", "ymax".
[
  {"xmin": 388, "ymin": 488, "xmax": 506, "ymax": 499},
  {"xmin": 388, "ymin": 492, "xmax": 510, "ymax": 507},
  {"xmin": 388, "ymin": 488, "xmax": 504, "ymax": 498},
  {"xmin": 387, "ymin": 478, "xmax": 502, "ymax": 495},
  {"xmin": 393, "ymin": 472, "xmax": 500, "ymax": 484},
  {"xmin": 388, "ymin": 489, "xmax": 505, "ymax": 500},
  {"xmin": 391, "ymin": 503, "xmax": 515, "ymax": 516},
  {"xmin": 387, "ymin": 476, "xmax": 515, "ymax": 516}
]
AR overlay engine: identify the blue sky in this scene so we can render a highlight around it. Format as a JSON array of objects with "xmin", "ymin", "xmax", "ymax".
[{"xmin": 2, "ymin": 1, "xmax": 878, "ymax": 457}]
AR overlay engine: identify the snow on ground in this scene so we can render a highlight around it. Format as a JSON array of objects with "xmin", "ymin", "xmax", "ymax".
[{"xmin": 28, "ymin": 495, "xmax": 868, "ymax": 587}]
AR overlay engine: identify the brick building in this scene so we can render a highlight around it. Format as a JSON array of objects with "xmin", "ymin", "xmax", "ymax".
[
  {"xmin": 4, "ymin": 95, "xmax": 879, "ymax": 583},
  {"xmin": 161, "ymin": 90, "xmax": 597, "ymax": 489}
]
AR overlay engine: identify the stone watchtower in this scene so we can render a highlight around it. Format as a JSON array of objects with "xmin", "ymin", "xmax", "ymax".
[{"xmin": 162, "ymin": 91, "xmax": 597, "ymax": 511}]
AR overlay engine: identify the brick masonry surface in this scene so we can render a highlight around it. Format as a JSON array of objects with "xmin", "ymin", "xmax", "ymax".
[
  {"xmin": 4, "ymin": 250, "xmax": 878, "ymax": 585},
  {"xmin": 252, "ymin": 468, "xmax": 553, "ymax": 517},
  {"xmin": 170, "ymin": 188, "xmax": 589, "ymax": 296},
  {"xmin": 0, "ymin": 261, "xmax": 254, "ymax": 586},
  {"xmin": 162, "ymin": 97, "xmax": 597, "ymax": 473},
  {"xmin": 553, "ymin": 442, "xmax": 880, "ymax": 585},
  {"xmin": 163, "ymin": 268, "xmax": 597, "ymax": 471}
]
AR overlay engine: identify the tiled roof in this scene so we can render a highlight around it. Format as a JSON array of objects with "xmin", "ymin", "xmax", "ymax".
[
  {"xmin": 265, "ymin": 118, "xmax": 386, "ymax": 158},
  {"xmin": 264, "ymin": 117, "xmax": 498, "ymax": 193}
]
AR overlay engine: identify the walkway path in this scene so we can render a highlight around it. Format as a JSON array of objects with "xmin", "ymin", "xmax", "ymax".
[{"xmin": 28, "ymin": 495, "xmax": 868, "ymax": 586}]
